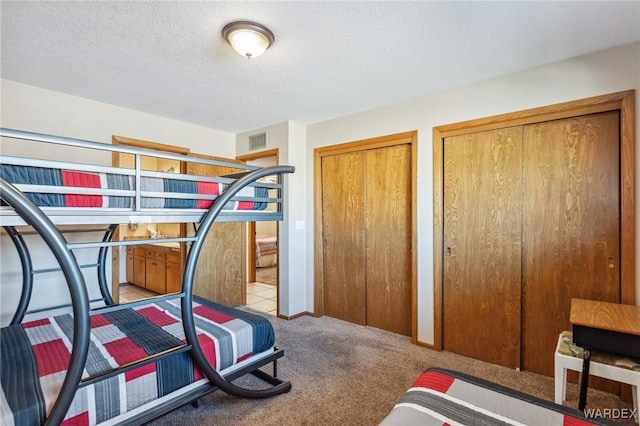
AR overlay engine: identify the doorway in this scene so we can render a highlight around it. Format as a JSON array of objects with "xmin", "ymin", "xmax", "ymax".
[
  {"xmin": 111, "ymin": 135, "xmax": 189, "ymax": 304},
  {"xmin": 237, "ymin": 149, "xmax": 280, "ymax": 316}
]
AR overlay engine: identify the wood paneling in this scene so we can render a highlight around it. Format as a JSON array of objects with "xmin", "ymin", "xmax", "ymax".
[
  {"xmin": 316, "ymin": 133, "xmax": 416, "ymax": 339},
  {"xmin": 321, "ymin": 152, "xmax": 367, "ymax": 325},
  {"xmin": 522, "ymin": 111, "xmax": 621, "ymax": 376},
  {"xmin": 365, "ymin": 145, "xmax": 412, "ymax": 336},
  {"xmin": 433, "ymin": 90, "xmax": 635, "ymax": 354},
  {"xmin": 188, "ymin": 154, "xmax": 245, "ymax": 307},
  {"xmin": 440, "ymin": 110, "xmax": 624, "ymax": 388},
  {"xmin": 443, "ymin": 127, "xmax": 523, "ymax": 368}
]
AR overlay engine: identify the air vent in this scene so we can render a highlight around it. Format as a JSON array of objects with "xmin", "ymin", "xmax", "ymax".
[{"xmin": 249, "ymin": 132, "xmax": 267, "ymax": 150}]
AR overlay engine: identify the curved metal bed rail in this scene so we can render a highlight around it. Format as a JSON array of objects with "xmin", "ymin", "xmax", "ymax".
[
  {"xmin": 182, "ymin": 164, "xmax": 295, "ymax": 398},
  {"xmin": 4, "ymin": 226, "xmax": 34, "ymax": 325},
  {"xmin": 0, "ymin": 163, "xmax": 294, "ymax": 423},
  {"xmin": 97, "ymin": 224, "xmax": 117, "ymax": 306},
  {"xmin": 0, "ymin": 178, "xmax": 91, "ymax": 426}
]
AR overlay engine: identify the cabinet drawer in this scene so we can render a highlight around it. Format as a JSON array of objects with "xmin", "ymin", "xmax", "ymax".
[
  {"xmin": 126, "ymin": 247, "xmax": 134, "ymax": 255},
  {"xmin": 154, "ymin": 250, "xmax": 166, "ymax": 261},
  {"xmin": 166, "ymin": 251, "xmax": 181, "ymax": 264},
  {"xmin": 134, "ymin": 247, "xmax": 146, "ymax": 256}
]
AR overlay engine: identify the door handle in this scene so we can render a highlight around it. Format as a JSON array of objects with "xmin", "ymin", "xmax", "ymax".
[{"xmin": 446, "ymin": 247, "xmax": 451, "ymax": 256}]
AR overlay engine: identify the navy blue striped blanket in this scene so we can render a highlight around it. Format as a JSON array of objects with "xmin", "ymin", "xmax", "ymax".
[
  {"xmin": 0, "ymin": 165, "xmax": 267, "ymax": 210},
  {"xmin": 0, "ymin": 297, "xmax": 275, "ymax": 425}
]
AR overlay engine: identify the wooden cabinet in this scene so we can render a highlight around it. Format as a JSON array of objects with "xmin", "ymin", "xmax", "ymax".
[
  {"xmin": 166, "ymin": 250, "xmax": 182, "ymax": 294},
  {"xmin": 126, "ymin": 244, "xmax": 181, "ymax": 294},
  {"xmin": 126, "ymin": 248, "xmax": 134, "ymax": 284},
  {"xmin": 133, "ymin": 247, "xmax": 146, "ymax": 287}
]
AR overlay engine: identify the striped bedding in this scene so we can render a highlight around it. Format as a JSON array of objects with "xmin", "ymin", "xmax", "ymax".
[
  {"xmin": 0, "ymin": 165, "xmax": 267, "ymax": 210},
  {"xmin": 0, "ymin": 297, "xmax": 275, "ymax": 425},
  {"xmin": 380, "ymin": 368, "xmax": 619, "ymax": 426}
]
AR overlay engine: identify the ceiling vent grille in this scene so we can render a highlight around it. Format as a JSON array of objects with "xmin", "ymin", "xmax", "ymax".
[{"xmin": 249, "ymin": 132, "xmax": 267, "ymax": 150}]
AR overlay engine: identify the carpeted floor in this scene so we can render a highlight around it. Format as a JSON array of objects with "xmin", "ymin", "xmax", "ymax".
[
  {"xmin": 150, "ymin": 313, "xmax": 635, "ymax": 426},
  {"xmin": 255, "ymin": 266, "xmax": 277, "ymax": 285}
]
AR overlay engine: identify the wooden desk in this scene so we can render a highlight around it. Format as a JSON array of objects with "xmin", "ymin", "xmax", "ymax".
[{"xmin": 570, "ymin": 298, "xmax": 640, "ymax": 410}]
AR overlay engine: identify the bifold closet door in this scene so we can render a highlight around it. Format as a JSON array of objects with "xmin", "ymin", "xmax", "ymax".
[
  {"xmin": 521, "ymin": 111, "xmax": 621, "ymax": 376},
  {"xmin": 321, "ymin": 145, "xmax": 412, "ymax": 335},
  {"xmin": 322, "ymin": 151, "xmax": 367, "ymax": 325},
  {"xmin": 443, "ymin": 127, "xmax": 523, "ymax": 369},
  {"xmin": 443, "ymin": 111, "xmax": 621, "ymax": 377},
  {"xmin": 365, "ymin": 145, "xmax": 412, "ymax": 336},
  {"xmin": 188, "ymin": 155, "xmax": 244, "ymax": 307}
]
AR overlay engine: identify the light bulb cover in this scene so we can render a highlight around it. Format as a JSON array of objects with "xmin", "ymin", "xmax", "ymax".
[{"xmin": 222, "ymin": 21, "xmax": 275, "ymax": 59}]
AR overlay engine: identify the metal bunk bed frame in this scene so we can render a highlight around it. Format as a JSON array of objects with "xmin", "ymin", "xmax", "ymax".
[{"xmin": 0, "ymin": 128, "xmax": 295, "ymax": 425}]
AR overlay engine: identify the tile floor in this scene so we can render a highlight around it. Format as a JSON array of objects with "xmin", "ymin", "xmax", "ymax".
[
  {"xmin": 246, "ymin": 281, "xmax": 277, "ymax": 315},
  {"xmin": 118, "ymin": 283, "xmax": 158, "ymax": 303},
  {"xmin": 118, "ymin": 282, "xmax": 277, "ymax": 315}
]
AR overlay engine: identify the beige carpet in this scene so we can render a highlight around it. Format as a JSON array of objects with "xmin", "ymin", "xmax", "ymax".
[
  {"xmin": 256, "ymin": 266, "xmax": 277, "ymax": 285},
  {"xmin": 150, "ymin": 314, "xmax": 634, "ymax": 425}
]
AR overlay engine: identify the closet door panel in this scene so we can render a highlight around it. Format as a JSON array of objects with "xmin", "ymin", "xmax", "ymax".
[
  {"xmin": 322, "ymin": 152, "xmax": 367, "ymax": 325},
  {"xmin": 443, "ymin": 127, "xmax": 523, "ymax": 369},
  {"xmin": 522, "ymin": 111, "xmax": 620, "ymax": 376},
  {"xmin": 365, "ymin": 144, "xmax": 412, "ymax": 336}
]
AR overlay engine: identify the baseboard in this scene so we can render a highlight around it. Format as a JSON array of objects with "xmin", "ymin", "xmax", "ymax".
[
  {"xmin": 414, "ymin": 339, "xmax": 439, "ymax": 351},
  {"xmin": 277, "ymin": 311, "xmax": 314, "ymax": 320}
]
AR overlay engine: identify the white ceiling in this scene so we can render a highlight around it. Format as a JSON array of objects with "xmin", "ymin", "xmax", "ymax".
[{"xmin": 1, "ymin": 1, "xmax": 639, "ymax": 134}]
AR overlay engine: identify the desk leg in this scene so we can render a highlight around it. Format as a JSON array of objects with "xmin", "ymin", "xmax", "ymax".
[{"xmin": 578, "ymin": 348, "xmax": 591, "ymax": 411}]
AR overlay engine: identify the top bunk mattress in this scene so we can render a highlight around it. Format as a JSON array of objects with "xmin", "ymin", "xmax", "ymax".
[
  {"xmin": 0, "ymin": 128, "xmax": 291, "ymax": 226},
  {"xmin": 0, "ymin": 296, "xmax": 276, "ymax": 425},
  {"xmin": 0, "ymin": 164, "xmax": 268, "ymax": 211}
]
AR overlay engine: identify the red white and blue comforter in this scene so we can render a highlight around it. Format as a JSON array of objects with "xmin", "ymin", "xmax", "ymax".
[
  {"xmin": 0, "ymin": 165, "xmax": 267, "ymax": 210},
  {"xmin": 0, "ymin": 297, "xmax": 275, "ymax": 425},
  {"xmin": 380, "ymin": 368, "xmax": 619, "ymax": 426}
]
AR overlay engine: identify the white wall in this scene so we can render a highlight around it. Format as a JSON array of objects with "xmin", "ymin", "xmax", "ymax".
[
  {"xmin": 306, "ymin": 41, "xmax": 640, "ymax": 345},
  {"xmin": 236, "ymin": 121, "xmax": 308, "ymax": 316},
  {"xmin": 0, "ymin": 80, "xmax": 235, "ymax": 325},
  {"xmin": 1, "ymin": 79, "xmax": 235, "ymax": 157},
  {"xmin": 2, "ymin": 41, "xmax": 639, "ymax": 337}
]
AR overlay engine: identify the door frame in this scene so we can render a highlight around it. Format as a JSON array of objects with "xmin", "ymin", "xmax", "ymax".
[
  {"xmin": 237, "ymin": 148, "xmax": 280, "ymax": 312},
  {"xmin": 314, "ymin": 131, "xmax": 418, "ymax": 342},
  {"xmin": 432, "ymin": 90, "xmax": 635, "ymax": 351},
  {"xmin": 111, "ymin": 135, "xmax": 190, "ymax": 303}
]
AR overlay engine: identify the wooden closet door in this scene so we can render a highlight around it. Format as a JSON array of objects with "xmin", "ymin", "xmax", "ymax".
[
  {"xmin": 522, "ymin": 111, "xmax": 620, "ymax": 376},
  {"xmin": 321, "ymin": 152, "xmax": 366, "ymax": 325},
  {"xmin": 188, "ymin": 155, "xmax": 245, "ymax": 307},
  {"xmin": 443, "ymin": 127, "xmax": 523, "ymax": 369},
  {"xmin": 365, "ymin": 144, "xmax": 412, "ymax": 336}
]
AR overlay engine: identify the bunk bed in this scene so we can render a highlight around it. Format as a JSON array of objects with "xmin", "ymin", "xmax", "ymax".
[{"xmin": 0, "ymin": 128, "xmax": 295, "ymax": 425}]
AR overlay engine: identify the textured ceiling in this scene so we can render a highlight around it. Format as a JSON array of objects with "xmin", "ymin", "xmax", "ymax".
[{"xmin": 1, "ymin": 1, "xmax": 639, "ymax": 134}]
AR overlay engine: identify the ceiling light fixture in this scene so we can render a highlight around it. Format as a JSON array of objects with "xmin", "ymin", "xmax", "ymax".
[{"xmin": 222, "ymin": 21, "xmax": 274, "ymax": 59}]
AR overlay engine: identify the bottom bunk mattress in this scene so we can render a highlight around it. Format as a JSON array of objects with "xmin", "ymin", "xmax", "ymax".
[
  {"xmin": 1, "ymin": 296, "xmax": 276, "ymax": 425},
  {"xmin": 380, "ymin": 368, "xmax": 619, "ymax": 426}
]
